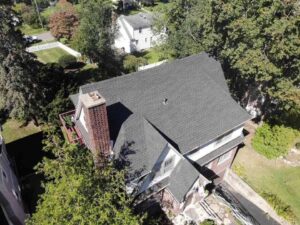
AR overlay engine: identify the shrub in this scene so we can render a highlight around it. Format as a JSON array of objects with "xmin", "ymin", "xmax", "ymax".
[
  {"xmin": 123, "ymin": 55, "xmax": 147, "ymax": 73},
  {"xmin": 295, "ymin": 142, "xmax": 300, "ymax": 150},
  {"xmin": 58, "ymin": 55, "xmax": 77, "ymax": 68},
  {"xmin": 252, "ymin": 123, "xmax": 299, "ymax": 159},
  {"xmin": 261, "ymin": 192, "xmax": 296, "ymax": 223}
]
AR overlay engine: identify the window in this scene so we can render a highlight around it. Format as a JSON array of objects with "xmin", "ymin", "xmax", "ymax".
[
  {"xmin": 136, "ymin": 40, "xmax": 139, "ymax": 45},
  {"xmin": 163, "ymin": 157, "xmax": 174, "ymax": 173},
  {"xmin": 218, "ymin": 151, "xmax": 232, "ymax": 165},
  {"xmin": 145, "ymin": 38, "xmax": 147, "ymax": 43},
  {"xmin": 139, "ymin": 28, "xmax": 142, "ymax": 33}
]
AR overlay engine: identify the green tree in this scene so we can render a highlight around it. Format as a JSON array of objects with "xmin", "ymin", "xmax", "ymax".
[
  {"xmin": 0, "ymin": 2, "xmax": 46, "ymax": 124},
  {"xmin": 26, "ymin": 126, "xmax": 145, "ymax": 225},
  {"xmin": 73, "ymin": 0, "xmax": 118, "ymax": 73},
  {"xmin": 19, "ymin": 3, "xmax": 42, "ymax": 28}
]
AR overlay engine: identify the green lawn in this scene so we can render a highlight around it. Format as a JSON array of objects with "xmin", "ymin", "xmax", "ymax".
[
  {"xmin": 233, "ymin": 146, "xmax": 300, "ymax": 224},
  {"xmin": 2, "ymin": 120, "xmax": 41, "ymax": 144},
  {"xmin": 132, "ymin": 47, "xmax": 171, "ymax": 65},
  {"xmin": 34, "ymin": 47, "xmax": 70, "ymax": 63},
  {"xmin": 20, "ymin": 24, "xmax": 46, "ymax": 35}
]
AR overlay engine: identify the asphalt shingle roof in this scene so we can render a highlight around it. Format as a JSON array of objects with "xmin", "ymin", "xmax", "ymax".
[
  {"xmin": 123, "ymin": 13, "xmax": 153, "ymax": 29},
  {"xmin": 113, "ymin": 114, "xmax": 170, "ymax": 178},
  {"xmin": 79, "ymin": 52, "xmax": 251, "ymax": 154},
  {"xmin": 168, "ymin": 158, "xmax": 209, "ymax": 202}
]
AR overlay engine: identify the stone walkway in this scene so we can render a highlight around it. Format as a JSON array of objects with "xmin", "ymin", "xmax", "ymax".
[{"xmin": 172, "ymin": 194, "xmax": 240, "ymax": 225}]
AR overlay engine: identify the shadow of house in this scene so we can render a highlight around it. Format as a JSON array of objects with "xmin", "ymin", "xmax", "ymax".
[
  {"xmin": 6, "ymin": 132, "xmax": 52, "ymax": 214},
  {"xmin": 107, "ymin": 102, "xmax": 133, "ymax": 141}
]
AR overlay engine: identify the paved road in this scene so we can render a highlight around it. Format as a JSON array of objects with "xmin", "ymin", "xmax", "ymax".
[{"xmin": 35, "ymin": 32, "xmax": 55, "ymax": 42}]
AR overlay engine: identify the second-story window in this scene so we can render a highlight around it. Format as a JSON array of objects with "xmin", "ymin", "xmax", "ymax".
[
  {"xmin": 163, "ymin": 157, "xmax": 174, "ymax": 173},
  {"xmin": 139, "ymin": 27, "xmax": 142, "ymax": 33},
  {"xmin": 145, "ymin": 38, "xmax": 147, "ymax": 43}
]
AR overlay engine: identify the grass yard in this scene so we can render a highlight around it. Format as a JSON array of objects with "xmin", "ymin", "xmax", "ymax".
[
  {"xmin": 34, "ymin": 47, "xmax": 70, "ymax": 63},
  {"xmin": 20, "ymin": 24, "xmax": 46, "ymax": 35},
  {"xmin": 143, "ymin": 48, "xmax": 165, "ymax": 64},
  {"xmin": 132, "ymin": 47, "xmax": 171, "ymax": 65},
  {"xmin": 233, "ymin": 145, "xmax": 300, "ymax": 224},
  {"xmin": 2, "ymin": 119, "xmax": 41, "ymax": 144}
]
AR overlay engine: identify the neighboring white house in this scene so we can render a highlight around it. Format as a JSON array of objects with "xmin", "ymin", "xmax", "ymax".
[{"xmin": 114, "ymin": 13, "xmax": 164, "ymax": 53}]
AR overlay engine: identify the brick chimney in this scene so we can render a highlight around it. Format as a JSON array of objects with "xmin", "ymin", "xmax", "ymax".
[{"xmin": 80, "ymin": 91, "xmax": 111, "ymax": 168}]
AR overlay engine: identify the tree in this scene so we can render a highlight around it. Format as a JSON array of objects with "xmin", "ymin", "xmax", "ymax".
[
  {"xmin": 49, "ymin": 0, "xmax": 79, "ymax": 40},
  {"xmin": 19, "ymin": 3, "xmax": 42, "ymax": 28},
  {"xmin": 26, "ymin": 125, "xmax": 145, "ymax": 225},
  {"xmin": 160, "ymin": 0, "xmax": 300, "ymax": 121},
  {"xmin": 0, "ymin": 2, "xmax": 46, "ymax": 123},
  {"xmin": 73, "ymin": 0, "xmax": 117, "ymax": 72}
]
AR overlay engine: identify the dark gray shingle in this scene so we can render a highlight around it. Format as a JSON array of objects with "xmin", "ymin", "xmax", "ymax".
[
  {"xmin": 79, "ymin": 52, "xmax": 251, "ymax": 154},
  {"xmin": 123, "ymin": 13, "xmax": 153, "ymax": 29}
]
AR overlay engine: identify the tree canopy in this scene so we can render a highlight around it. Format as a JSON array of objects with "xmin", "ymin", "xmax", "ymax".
[
  {"xmin": 27, "ymin": 126, "xmax": 145, "ymax": 225},
  {"xmin": 49, "ymin": 0, "xmax": 79, "ymax": 40},
  {"xmin": 0, "ymin": 3, "xmax": 46, "ymax": 123},
  {"xmin": 73, "ymin": 0, "xmax": 118, "ymax": 73}
]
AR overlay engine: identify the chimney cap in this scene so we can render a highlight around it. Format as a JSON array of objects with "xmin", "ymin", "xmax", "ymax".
[{"xmin": 81, "ymin": 91, "xmax": 106, "ymax": 108}]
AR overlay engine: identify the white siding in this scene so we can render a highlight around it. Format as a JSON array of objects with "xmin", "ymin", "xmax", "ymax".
[
  {"xmin": 79, "ymin": 108, "xmax": 88, "ymax": 132},
  {"xmin": 114, "ymin": 17, "xmax": 164, "ymax": 53},
  {"xmin": 186, "ymin": 127, "xmax": 243, "ymax": 162}
]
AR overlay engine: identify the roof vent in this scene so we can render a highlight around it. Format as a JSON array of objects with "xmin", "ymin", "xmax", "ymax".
[{"xmin": 163, "ymin": 98, "xmax": 168, "ymax": 105}]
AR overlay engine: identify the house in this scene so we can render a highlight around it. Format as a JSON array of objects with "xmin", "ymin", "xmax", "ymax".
[
  {"xmin": 61, "ymin": 53, "xmax": 251, "ymax": 215},
  {"xmin": 114, "ymin": 13, "xmax": 164, "ymax": 53},
  {"xmin": 0, "ymin": 129, "xmax": 26, "ymax": 225}
]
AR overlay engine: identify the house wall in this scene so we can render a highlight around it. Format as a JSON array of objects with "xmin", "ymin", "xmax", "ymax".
[
  {"xmin": 114, "ymin": 17, "xmax": 164, "ymax": 53},
  {"xmin": 114, "ymin": 18, "xmax": 132, "ymax": 53},
  {"xmin": 79, "ymin": 108, "xmax": 88, "ymax": 132},
  {"xmin": 186, "ymin": 126, "xmax": 243, "ymax": 162},
  {"xmin": 160, "ymin": 188, "xmax": 181, "ymax": 215},
  {"xmin": 205, "ymin": 146, "xmax": 238, "ymax": 182},
  {"xmin": 0, "ymin": 137, "xmax": 26, "ymax": 225},
  {"xmin": 132, "ymin": 27, "xmax": 155, "ymax": 51}
]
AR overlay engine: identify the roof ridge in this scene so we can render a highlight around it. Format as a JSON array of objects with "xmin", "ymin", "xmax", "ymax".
[{"xmin": 80, "ymin": 52, "xmax": 209, "ymax": 93}]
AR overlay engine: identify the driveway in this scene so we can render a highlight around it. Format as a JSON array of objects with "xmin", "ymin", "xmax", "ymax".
[
  {"xmin": 217, "ymin": 170, "xmax": 290, "ymax": 225},
  {"xmin": 35, "ymin": 31, "xmax": 55, "ymax": 42}
]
